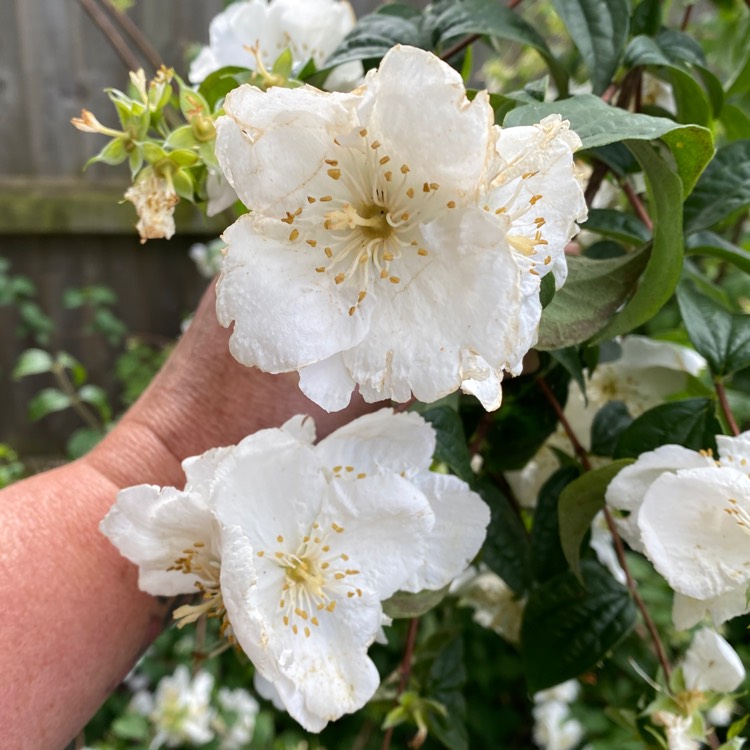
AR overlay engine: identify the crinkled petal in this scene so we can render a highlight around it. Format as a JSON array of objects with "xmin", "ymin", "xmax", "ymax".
[
  {"xmin": 638, "ymin": 467, "xmax": 750, "ymax": 600},
  {"xmin": 280, "ymin": 413, "xmax": 317, "ymax": 444},
  {"xmin": 216, "ymin": 85, "xmax": 359, "ymax": 215},
  {"xmin": 605, "ymin": 444, "xmax": 712, "ymax": 551},
  {"xmin": 400, "ymin": 472, "xmax": 490, "ymax": 592},
  {"xmin": 358, "ymin": 45, "xmax": 495, "ymax": 195},
  {"xmin": 683, "ymin": 628, "xmax": 745, "ymax": 693},
  {"xmin": 100, "ymin": 485, "xmax": 218, "ymax": 596},
  {"xmin": 315, "ymin": 408, "xmax": 435, "ymax": 477},
  {"xmin": 217, "ymin": 215, "xmax": 371, "ymax": 372}
]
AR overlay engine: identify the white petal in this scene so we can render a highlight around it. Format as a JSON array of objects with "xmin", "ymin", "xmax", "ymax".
[
  {"xmin": 400, "ymin": 472, "xmax": 490, "ymax": 592},
  {"xmin": 217, "ymin": 216, "xmax": 371, "ymax": 372},
  {"xmin": 315, "ymin": 408, "xmax": 436, "ymax": 477},
  {"xmin": 683, "ymin": 628, "xmax": 745, "ymax": 693},
  {"xmin": 717, "ymin": 430, "xmax": 750, "ymax": 469},
  {"xmin": 298, "ymin": 354, "xmax": 356, "ymax": 413},
  {"xmin": 672, "ymin": 589, "xmax": 750, "ymax": 630},
  {"xmin": 605, "ymin": 445, "xmax": 712, "ymax": 551},
  {"xmin": 638, "ymin": 468, "xmax": 750, "ymax": 600},
  {"xmin": 212, "ymin": 427, "xmax": 328, "ymax": 549},
  {"xmin": 359, "ymin": 46, "xmax": 495, "ymax": 195},
  {"xmin": 617, "ymin": 336, "xmax": 706, "ymax": 376},
  {"xmin": 281, "ymin": 414, "xmax": 317, "ymax": 444}
]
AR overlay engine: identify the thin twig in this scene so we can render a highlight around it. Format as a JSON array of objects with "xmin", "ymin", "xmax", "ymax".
[
  {"xmin": 76, "ymin": 0, "xmax": 142, "ymax": 72},
  {"xmin": 715, "ymin": 379, "xmax": 741, "ymax": 436},
  {"xmin": 51, "ymin": 364, "xmax": 102, "ymax": 432},
  {"xmin": 535, "ymin": 375, "xmax": 673, "ymax": 681},
  {"xmin": 440, "ymin": 33, "xmax": 482, "ymax": 62},
  {"xmin": 680, "ymin": 4, "xmax": 694, "ymax": 31},
  {"xmin": 102, "ymin": 0, "xmax": 164, "ymax": 72},
  {"xmin": 584, "ymin": 160, "xmax": 610, "ymax": 209},
  {"xmin": 621, "ymin": 180, "xmax": 654, "ymax": 232},
  {"xmin": 381, "ymin": 618, "xmax": 420, "ymax": 750}
]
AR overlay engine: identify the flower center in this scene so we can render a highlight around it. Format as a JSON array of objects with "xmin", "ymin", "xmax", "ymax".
[
  {"xmin": 724, "ymin": 497, "xmax": 750, "ymax": 536},
  {"xmin": 167, "ymin": 541, "xmax": 230, "ymax": 637},
  {"xmin": 257, "ymin": 522, "xmax": 363, "ymax": 638}
]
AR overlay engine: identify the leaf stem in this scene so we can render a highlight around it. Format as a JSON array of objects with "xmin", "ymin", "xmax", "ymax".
[
  {"xmin": 381, "ymin": 618, "xmax": 420, "ymax": 750},
  {"xmin": 715, "ymin": 378, "xmax": 741, "ymax": 436},
  {"xmin": 535, "ymin": 375, "xmax": 672, "ymax": 680},
  {"xmin": 51, "ymin": 363, "xmax": 102, "ymax": 432}
]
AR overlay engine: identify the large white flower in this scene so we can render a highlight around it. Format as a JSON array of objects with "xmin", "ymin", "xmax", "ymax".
[
  {"xmin": 189, "ymin": 0, "xmax": 362, "ymax": 91},
  {"xmin": 102, "ymin": 409, "xmax": 488, "ymax": 732},
  {"xmin": 605, "ymin": 430, "xmax": 750, "ymax": 627},
  {"xmin": 214, "ymin": 45, "xmax": 586, "ymax": 412}
]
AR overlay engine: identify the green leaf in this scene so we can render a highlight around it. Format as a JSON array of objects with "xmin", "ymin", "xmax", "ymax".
[
  {"xmin": 325, "ymin": 9, "xmax": 429, "ymax": 69},
  {"xmin": 630, "ymin": 0, "xmax": 661, "ymax": 37},
  {"xmin": 550, "ymin": 0, "xmax": 630, "ymax": 95},
  {"xmin": 537, "ymin": 250, "xmax": 650, "ymax": 350},
  {"xmin": 720, "ymin": 103, "xmax": 750, "ymax": 143},
  {"xmin": 383, "ymin": 586, "xmax": 449, "ymax": 619},
  {"xmin": 531, "ymin": 466, "xmax": 581, "ymax": 584},
  {"xmin": 85, "ymin": 137, "xmax": 128, "ymax": 168},
  {"xmin": 549, "ymin": 347, "xmax": 587, "ymax": 398},
  {"xmin": 583, "ymin": 208, "xmax": 652, "ymax": 245},
  {"xmin": 521, "ymin": 559, "xmax": 636, "ymax": 692},
  {"xmin": 478, "ymin": 480, "xmax": 532, "ymax": 595},
  {"xmin": 424, "ymin": 634, "xmax": 468, "ymax": 750},
  {"xmin": 67, "ymin": 426, "xmax": 105, "ymax": 459},
  {"xmin": 684, "ymin": 140, "xmax": 750, "ymax": 234},
  {"xmin": 685, "ymin": 231, "xmax": 750, "ymax": 274},
  {"xmin": 676, "ymin": 280, "xmax": 750, "ymax": 377},
  {"xmin": 179, "ymin": 85, "xmax": 210, "ymax": 120},
  {"xmin": 421, "ymin": 405, "xmax": 473, "ymax": 483},
  {"xmin": 590, "ymin": 141, "xmax": 684, "ymax": 343},
  {"xmin": 590, "ymin": 401, "xmax": 633, "ymax": 456},
  {"xmin": 434, "ymin": 0, "xmax": 567, "ymax": 93},
  {"xmin": 78, "ymin": 384, "xmax": 112, "ymax": 423},
  {"xmin": 503, "ymin": 95, "xmax": 714, "ymax": 196},
  {"xmin": 614, "ymin": 397, "xmax": 722, "ymax": 458},
  {"xmin": 198, "ymin": 66, "xmax": 252, "ymax": 110},
  {"xmin": 164, "ymin": 125, "xmax": 198, "ymax": 150},
  {"xmin": 28, "ymin": 388, "xmax": 72, "ymax": 421},
  {"xmin": 13, "ymin": 348, "xmax": 54, "ymax": 379},
  {"xmin": 111, "ymin": 712, "xmax": 150, "ymax": 741},
  {"xmin": 558, "ymin": 459, "xmax": 634, "ymax": 581}
]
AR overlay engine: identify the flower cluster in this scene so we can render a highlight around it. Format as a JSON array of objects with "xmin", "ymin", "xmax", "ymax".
[
  {"xmin": 214, "ymin": 44, "xmax": 587, "ymax": 412},
  {"xmin": 606, "ymin": 429, "xmax": 750, "ymax": 629},
  {"xmin": 101, "ymin": 409, "xmax": 489, "ymax": 732}
]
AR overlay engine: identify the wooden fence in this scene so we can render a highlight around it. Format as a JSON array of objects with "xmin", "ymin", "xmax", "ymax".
[{"xmin": 0, "ymin": 0, "xmax": 394, "ymax": 454}]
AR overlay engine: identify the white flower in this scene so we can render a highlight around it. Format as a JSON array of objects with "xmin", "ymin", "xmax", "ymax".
[
  {"xmin": 653, "ymin": 711, "xmax": 700, "ymax": 750},
  {"xmin": 452, "ymin": 566, "xmax": 525, "ymax": 643},
  {"xmin": 141, "ymin": 666, "xmax": 216, "ymax": 749},
  {"xmin": 532, "ymin": 699, "xmax": 585, "ymax": 750},
  {"xmin": 682, "ymin": 628, "xmax": 745, "ymax": 694},
  {"xmin": 214, "ymin": 45, "xmax": 586, "ymax": 412},
  {"xmin": 605, "ymin": 430, "xmax": 750, "ymax": 627},
  {"xmin": 534, "ymin": 679, "xmax": 580, "ymax": 705},
  {"xmin": 189, "ymin": 0, "xmax": 362, "ymax": 91},
  {"xmin": 124, "ymin": 169, "xmax": 179, "ymax": 243},
  {"xmin": 102, "ymin": 408, "xmax": 488, "ymax": 733},
  {"xmin": 216, "ymin": 687, "xmax": 260, "ymax": 749},
  {"xmin": 190, "ymin": 238, "xmax": 226, "ymax": 279}
]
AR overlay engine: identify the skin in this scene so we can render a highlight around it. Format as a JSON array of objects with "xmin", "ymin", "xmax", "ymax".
[{"xmin": 0, "ymin": 283, "xmax": 376, "ymax": 750}]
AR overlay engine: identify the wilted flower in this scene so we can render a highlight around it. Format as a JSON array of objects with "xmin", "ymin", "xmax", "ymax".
[
  {"xmin": 606, "ymin": 430, "xmax": 750, "ymax": 628},
  {"xmin": 189, "ymin": 0, "xmax": 362, "ymax": 91},
  {"xmin": 215, "ymin": 45, "xmax": 586, "ymax": 412},
  {"xmin": 124, "ymin": 168, "xmax": 179, "ymax": 243},
  {"xmin": 102, "ymin": 409, "xmax": 488, "ymax": 732},
  {"xmin": 132, "ymin": 665, "xmax": 216, "ymax": 748}
]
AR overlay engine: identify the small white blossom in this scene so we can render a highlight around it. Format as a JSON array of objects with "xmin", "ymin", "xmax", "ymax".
[
  {"xmin": 683, "ymin": 628, "xmax": 745, "ymax": 694},
  {"xmin": 124, "ymin": 169, "xmax": 179, "ymax": 243},
  {"xmin": 216, "ymin": 687, "xmax": 260, "ymax": 749},
  {"xmin": 653, "ymin": 711, "xmax": 700, "ymax": 750},
  {"xmin": 215, "ymin": 45, "xmax": 586, "ymax": 412},
  {"xmin": 189, "ymin": 0, "xmax": 362, "ymax": 91},
  {"xmin": 606, "ymin": 430, "xmax": 750, "ymax": 627},
  {"xmin": 137, "ymin": 666, "xmax": 216, "ymax": 749},
  {"xmin": 532, "ymin": 699, "xmax": 585, "ymax": 750}
]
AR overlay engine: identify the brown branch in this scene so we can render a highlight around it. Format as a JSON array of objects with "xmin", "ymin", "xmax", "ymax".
[
  {"xmin": 102, "ymin": 0, "xmax": 164, "ymax": 72},
  {"xmin": 715, "ymin": 379, "xmax": 741, "ymax": 436},
  {"xmin": 535, "ymin": 375, "xmax": 673, "ymax": 681},
  {"xmin": 621, "ymin": 180, "xmax": 654, "ymax": 232},
  {"xmin": 440, "ymin": 33, "xmax": 482, "ymax": 62},
  {"xmin": 680, "ymin": 4, "xmax": 694, "ymax": 31},
  {"xmin": 76, "ymin": 0, "xmax": 141, "ymax": 72},
  {"xmin": 381, "ymin": 618, "xmax": 420, "ymax": 750},
  {"xmin": 584, "ymin": 160, "xmax": 610, "ymax": 209}
]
